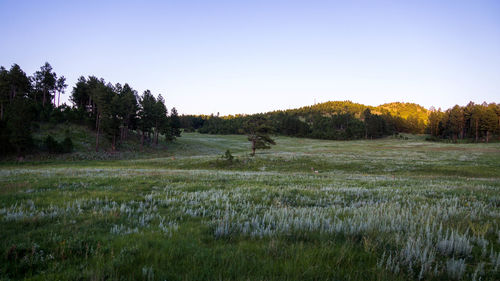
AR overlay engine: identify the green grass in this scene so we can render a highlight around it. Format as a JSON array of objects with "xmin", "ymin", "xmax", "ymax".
[{"xmin": 1, "ymin": 133, "xmax": 500, "ymax": 280}]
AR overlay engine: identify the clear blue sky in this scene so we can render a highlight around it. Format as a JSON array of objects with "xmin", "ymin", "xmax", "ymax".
[{"xmin": 1, "ymin": 0, "xmax": 499, "ymax": 115}]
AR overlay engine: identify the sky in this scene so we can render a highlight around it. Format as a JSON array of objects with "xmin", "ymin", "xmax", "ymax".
[{"xmin": 1, "ymin": 0, "xmax": 499, "ymax": 115}]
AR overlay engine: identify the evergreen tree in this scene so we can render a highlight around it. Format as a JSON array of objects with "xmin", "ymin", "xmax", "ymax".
[
  {"xmin": 0, "ymin": 67, "xmax": 8, "ymax": 120},
  {"xmin": 244, "ymin": 116, "xmax": 275, "ymax": 156},
  {"xmin": 7, "ymin": 64, "xmax": 31, "ymax": 102},
  {"xmin": 56, "ymin": 76, "xmax": 67, "ymax": 107},
  {"xmin": 481, "ymin": 104, "xmax": 498, "ymax": 143},
  {"xmin": 6, "ymin": 98, "xmax": 34, "ymax": 157},
  {"xmin": 138, "ymin": 90, "xmax": 156, "ymax": 148},
  {"xmin": 117, "ymin": 83, "xmax": 139, "ymax": 141},
  {"xmin": 153, "ymin": 94, "xmax": 168, "ymax": 145},
  {"xmin": 169, "ymin": 107, "xmax": 181, "ymax": 139},
  {"xmin": 33, "ymin": 62, "xmax": 57, "ymax": 107}
]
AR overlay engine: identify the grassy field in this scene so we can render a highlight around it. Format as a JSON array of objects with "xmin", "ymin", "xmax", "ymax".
[{"xmin": 1, "ymin": 133, "xmax": 500, "ymax": 280}]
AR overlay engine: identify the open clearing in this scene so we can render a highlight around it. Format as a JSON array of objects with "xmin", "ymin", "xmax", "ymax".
[{"xmin": 1, "ymin": 133, "xmax": 500, "ymax": 280}]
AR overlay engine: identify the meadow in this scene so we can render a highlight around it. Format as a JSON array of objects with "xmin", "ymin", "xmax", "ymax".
[{"xmin": 1, "ymin": 133, "xmax": 499, "ymax": 280}]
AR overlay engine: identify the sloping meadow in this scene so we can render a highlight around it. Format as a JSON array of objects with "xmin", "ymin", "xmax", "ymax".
[{"xmin": 1, "ymin": 134, "xmax": 499, "ymax": 280}]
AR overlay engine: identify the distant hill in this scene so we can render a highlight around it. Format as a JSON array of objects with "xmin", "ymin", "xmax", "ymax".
[
  {"xmin": 183, "ymin": 100, "xmax": 430, "ymax": 137},
  {"xmin": 288, "ymin": 100, "xmax": 369, "ymax": 117},
  {"xmin": 278, "ymin": 100, "xmax": 429, "ymax": 126},
  {"xmin": 374, "ymin": 102, "xmax": 429, "ymax": 125}
]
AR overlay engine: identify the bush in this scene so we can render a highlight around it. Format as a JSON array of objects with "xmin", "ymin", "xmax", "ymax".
[
  {"xmin": 211, "ymin": 149, "xmax": 240, "ymax": 168},
  {"xmin": 44, "ymin": 135, "xmax": 73, "ymax": 154},
  {"xmin": 44, "ymin": 135, "xmax": 62, "ymax": 153},
  {"xmin": 425, "ymin": 136, "xmax": 440, "ymax": 142},
  {"xmin": 222, "ymin": 149, "xmax": 234, "ymax": 162},
  {"xmin": 61, "ymin": 137, "xmax": 73, "ymax": 153}
]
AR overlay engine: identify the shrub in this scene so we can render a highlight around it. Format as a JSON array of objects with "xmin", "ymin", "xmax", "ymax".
[
  {"xmin": 61, "ymin": 137, "xmax": 73, "ymax": 153},
  {"xmin": 44, "ymin": 135, "xmax": 73, "ymax": 154},
  {"xmin": 44, "ymin": 135, "xmax": 62, "ymax": 153},
  {"xmin": 222, "ymin": 149, "xmax": 234, "ymax": 162}
]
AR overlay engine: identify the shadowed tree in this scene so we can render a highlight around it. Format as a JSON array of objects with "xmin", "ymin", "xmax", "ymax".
[
  {"xmin": 71, "ymin": 76, "xmax": 91, "ymax": 111},
  {"xmin": 363, "ymin": 108, "xmax": 387, "ymax": 139},
  {"xmin": 6, "ymin": 98, "xmax": 34, "ymax": 157},
  {"xmin": 169, "ymin": 107, "xmax": 181, "ymax": 140},
  {"xmin": 91, "ymin": 81, "xmax": 107, "ymax": 151},
  {"xmin": 243, "ymin": 115, "xmax": 276, "ymax": 156},
  {"xmin": 0, "ymin": 67, "xmax": 8, "ymax": 120},
  {"xmin": 56, "ymin": 76, "xmax": 67, "ymax": 107},
  {"xmin": 7, "ymin": 64, "xmax": 31, "ymax": 103},
  {"xmin": 116, "ymin": 83, "xmax": 139, "ymax": 141},
  {"xmin": 153, "ymin": 94, "xmax": 168, "ymax": 145},
  {"xmin": 138, "ymin": 90, "xmax": 156, "ymax": 148},
  {"xmin": 447, "ymin": 105, "xmax": 465, "ymax": 141},
  {"xmin": 33, "ymin": 62, "xmax": 57, "ymax": 107},
  {"xmin": 481, "ymin": 104, "xmax": 498, "ymax": 143}
]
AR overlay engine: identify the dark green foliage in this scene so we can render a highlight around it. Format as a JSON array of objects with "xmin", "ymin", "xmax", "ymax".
[
  {"xmin": 223, "ymin": 149, "xmax": 234, "ymax": 162},
  {"xmin": 310, "ymin": 113, "xmax": 366, "ymax": 140},
  {"xmin": 363, "ymin": 109, "xmax": 389, "ymax": 139},
  {"xmin": 428, "ymin": 102, "xmax": 500, "ymax": 142},
  {"xmin": 44, "ymin": 135, "xmax": 59, "ymax": 153},
  {"xmin": 61, "ymin": 137, "xmax": 74, "ymax": 153},
  {"xmin": 179, "ymin": 115, "xmax": 205, "ymax": 132},
  {"xmin": 244, "ymin": 116, "xmax": 276, "ymax": 156},
  {"xmin": 211, "ymin": 149, "xmax": 240, "ymax": 168},
  {"xmin": 0, "ymin": 62, "xmax": 180, "ymax": 156},
  {"xmin": 44, "ymin": 135, "xmax": 73, "ymax": 154},
  {"xmin": 189, "ymin": 101, "xmax": 417, "ymax": 140},
  {"xmin": 0, "ymin": 120, "xmax": 13, "ymax": 155},
  {"xmin": 169, "ymin": 107, "xmax": 181, "ymax": 139},
  {"xmin": 6, "ymin": 98, "xmax": 35, "ymax": 156},
  {"xmin": 188, "ymin": 101, "xmax": 499, "ymax": 143},
  {"xmin": 33, "ymin": 62, "xmax": 57, "ymax": 107}
]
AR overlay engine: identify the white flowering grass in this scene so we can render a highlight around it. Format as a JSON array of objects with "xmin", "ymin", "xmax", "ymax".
[{"xmin": 0, "ymin": 133, "xmax": 499, "ymax": 280}]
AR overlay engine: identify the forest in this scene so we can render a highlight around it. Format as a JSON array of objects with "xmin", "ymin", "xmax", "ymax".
[
  {"xmin": 1, "ymin": 62, "xmax": 499, "ymax": 158},
  {"xmin": 0, "ymin": 63, "xmax": 181, "ymax": 157},
  {"xmin": 181, "ymin": 101, "xmax": 500, "ymax": 142}
]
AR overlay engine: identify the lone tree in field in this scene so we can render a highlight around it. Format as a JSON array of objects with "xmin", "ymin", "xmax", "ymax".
[{"xmin": 243, "ymin": 115, "xmax": 275, "ymax": 156}]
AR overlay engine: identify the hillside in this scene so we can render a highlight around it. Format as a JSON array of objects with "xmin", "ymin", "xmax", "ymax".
[
  {"xmin": 287, "ymin": 100, "xmax": 369, "ymax": 117},
  {"xmin": 375, "ymin": 102, "xmax": 429, "ymax": 124},
  {"xmin": 13, "ymin": 123, "xmax": 175, "ymax": 161},
  {"xmin": 289, "ymin": 100, "xmax": 428, "ymax": 124}
]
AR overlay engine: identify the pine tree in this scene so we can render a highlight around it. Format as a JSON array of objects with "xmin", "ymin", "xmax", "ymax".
[
  {"xmin": 169, "ymin": 107, "xmax": 181, "ymax": 139},
  {"xmin": 33, "ymin": 62, "xmax": 57, "ymax": 107},
  {"xmin": 244, "ymin": 115, "xmax": 276, "ymax": 156},
  {"xmin": 138, "ymin": 90, "xmax": 156, "ymax": 148}
]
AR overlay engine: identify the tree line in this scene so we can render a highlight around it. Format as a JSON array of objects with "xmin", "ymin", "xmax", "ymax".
[
  {"xmin": 0, "ymin": 62, "xmax": 181, "ymax": 157},
  {"xmin": 181, "ymin": 109, "xmax": 393, "ymax": 140},
  {"xmin": 428, "ymin": 102, "xmax": 500, "ymax": 142},
  {"xmin": 179, "ymin": 101, "xmax": 424, "ymax": 140},
  {"xmin": 180, "ymin": 101, "xmax": 499, "ymax": 142}
]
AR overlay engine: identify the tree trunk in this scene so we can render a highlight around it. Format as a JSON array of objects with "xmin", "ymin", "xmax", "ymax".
[
  {"xmin": 154, "ymin": 122, "xmax": 158, "ymax": 145},
  {"xmin": 0, "ymin": 102, "xmax": 3, "ymax": 120},
  {"xmin": 112, "ymin": 134, "xmax": 116, "ymax": 151},
  {"xmin": 486, "ymin": 131, "xmax": 490, "ymax": 143},
  {"xmin": 141, "ymin": 131, "xmax": 144, "ymax": 151},
  {"xmin": 251, "ymin": 139, "xmax": 256, "ymax": 156},
  {"xmin": 95, "ymin": 114, "xmax": 100, "ymax": 152},
  {"xmin": 475, "ymin": 119, "xmax": 479, "ymax": 142},
  {"xmin": 58, "ymin": 91, "xmax": 60, "ymax": 107}
]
